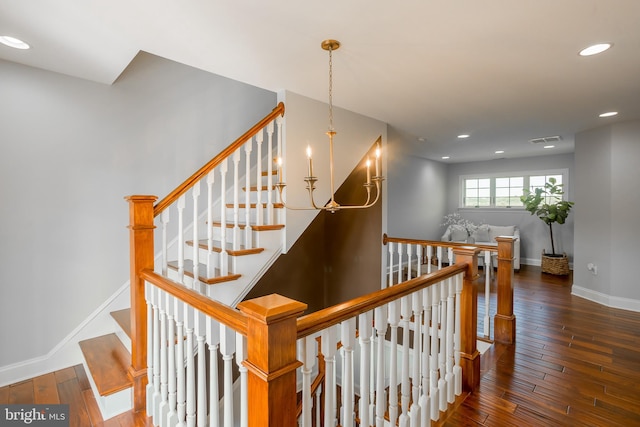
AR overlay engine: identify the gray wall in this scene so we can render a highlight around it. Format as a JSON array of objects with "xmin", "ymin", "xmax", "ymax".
[
  {"xmin": 386, "ymin": 126, "xmax": 448, "ymax": 240},
  {"xmin": 574, "ymin": 120, "xmax": 640, "ymax": 302},
  {"xmin": 0, "ymin": 53, "xmax": 275, "ymax": 367},
  {"xmin": 445, "ymin": 154, "xmax": 575, "ymax": 264}
]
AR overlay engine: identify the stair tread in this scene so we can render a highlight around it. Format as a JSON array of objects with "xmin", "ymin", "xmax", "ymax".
[
  {"xmin": 167, "ymin": 260, "xmax": 242, "ymax": 284},
  {"xmin": 210, "ymin": 221, "xmax": 284, "ymax": 231},
  {"xmin": 186, "ymin": 239, "xmax": 264, "ymax": 256},
  {"xmin": 110, "ymin": 308, "xmax": 132, "ymax": 340},
  {"xmin": 79, "ymin": 333, "xmax": 132, "ymax": 396},
  {"xmin": 243, "ymin": 185, "xmax": 275, "ymax": 192}
]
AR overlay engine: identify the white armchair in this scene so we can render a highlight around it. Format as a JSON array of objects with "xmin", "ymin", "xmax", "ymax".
[{"xmin": 441, "ymin": 224, "xmax": 520, "ymax": 270}]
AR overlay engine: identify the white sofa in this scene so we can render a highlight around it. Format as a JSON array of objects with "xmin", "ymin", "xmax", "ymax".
[{"xmin": 440, "ymin": 224, "xmax": 520, "ymax": 270}]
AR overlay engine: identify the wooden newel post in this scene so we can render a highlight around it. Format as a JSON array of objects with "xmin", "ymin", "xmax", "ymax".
[
  {"xmin": 494, "ymin": 236, "xmax": 516, "ymax": 344},
  {"xmin": 125, "ymin": 195, "xmax": 157, "ymax": 412},
  {"xmin": 453, "ymin": 246, "xmax": 481, "ymax": 392},
  {"xmin": 237, "ymin": 294, "xmax": 307, "ymax": 427}
]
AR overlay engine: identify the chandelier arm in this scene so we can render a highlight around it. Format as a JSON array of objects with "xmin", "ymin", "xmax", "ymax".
[{"xmin": 275, "ymin": 183, "xmax": 320, "ymax": 211}]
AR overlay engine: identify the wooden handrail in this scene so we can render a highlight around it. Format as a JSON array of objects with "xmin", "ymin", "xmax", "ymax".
[
  {"xmin": 141, "ymin": 269, "xmax": 248, "ymax": 335},
  {"xmin": 383, "ymin": 233, "xmax": 498, "ymax": 252},
  {"xmin": 296, "ymin": 264, "xmax": 466, "ymax": 339},
  {"xmin": 153, "ymin": 102, "xmax": 285, "ymax": 217}
]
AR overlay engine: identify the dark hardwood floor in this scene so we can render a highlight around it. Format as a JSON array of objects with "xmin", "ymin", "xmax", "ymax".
[{"xmin": 2, "ymin": 265, "xmax": 639, "ymax": 426}]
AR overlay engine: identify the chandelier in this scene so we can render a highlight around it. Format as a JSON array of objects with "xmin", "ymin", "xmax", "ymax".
[{"xmin": 275, "ymin": 39, "xmax": 384, "ymax": 213}]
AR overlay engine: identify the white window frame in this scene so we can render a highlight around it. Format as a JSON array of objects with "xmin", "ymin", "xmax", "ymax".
[{"xmin": 459, "ymin": 168, "xmax": 569, "ymax": 209}]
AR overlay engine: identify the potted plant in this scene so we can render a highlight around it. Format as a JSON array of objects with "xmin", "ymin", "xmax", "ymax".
[{"xmin": 520, "ymin": 177, "xmax": 574, "ymax": 274}]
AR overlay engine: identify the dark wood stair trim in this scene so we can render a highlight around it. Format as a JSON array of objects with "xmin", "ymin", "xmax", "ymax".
[
  {"xmin": 210, "ymin": 221, "xmax": 284, "ymax": 231},
  {"xmin": 186, "ymin": 239, "xmax": 264, "ymax": 256},
  {"xmin": 110, "ymin": 309, "xmax": 132, "ymax": 340},
  {"xmin": 79, "ymin": 334, "xmax": 132, "ymax": 396},
  {"xmin": 167, "ymin": 260, "xmax": 242, "ymax": 285}
]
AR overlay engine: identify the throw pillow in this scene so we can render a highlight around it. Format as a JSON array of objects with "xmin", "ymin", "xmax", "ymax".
[
  {"xmin": 489, "ymin": 225, "xmax": 515, "ymax": 241},
  {"xmin": 450, "ymin": 225, "xmax": 468, "ymax": 241},
  {"xmin": 473, "ymin": 224, "xmax": 490, "ymax": 242}
]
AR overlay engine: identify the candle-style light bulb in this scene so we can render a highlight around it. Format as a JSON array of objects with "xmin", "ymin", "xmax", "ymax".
[
  {"xmin": 366, "ymin": 158, "xmax": 371, "ymax": 184},
  {"xmin": 306, "ymin": 145, "xmax": 313, "ymax": 177},
  {"xmin": 277, "ymin": 157, "xmax": 283, "ymax": 183},
  {"xmin": 375, "ymin": 146, "xmax": 381, "ymax": 177}
]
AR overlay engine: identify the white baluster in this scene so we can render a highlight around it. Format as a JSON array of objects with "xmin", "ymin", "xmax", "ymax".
[
  {"xmin": 416, "ymin": 244, "xmax": 423, "ymax": 277},
  {"xmin": 341, "ymin": 318, "xmax": 356, "ymax": 427},
  {"xmin": 157, "ymin": 291, "xmax": 168, "ymax": 427},
  {"xmin": 145, "ymin": 283, "xmax": 154, "ymax": 413},
  {"xmin": 454, "ymin": 273, "xmax": 463, "ymax": 396},
  {"xmin": 151, "ymin": 288, "xmax": 161, "ymax": 423},
  {"xmin": 174, "ymin": 300, "xmax": 186, "ymax": 427},
  {"xmin": 315, "ymin": 384, "xmax": 322, "ymax": 427},
  {"xmin": 244, "ymin": 140, "xmax": 253, "ymax": 249},
  {"xmin": 369, "ymin": 328, "xmax": 376, "ymax": 424},
  {"xmin": 219, "ymin": 159, "xmax": 228, "ymax": 276},
  {"xmin": 322, "ymin": 326, "xmax": 337, "ymax": 427},
  {"xmin": 236, "ymin": 332, "xmax": 248, "ymax": 427},
  {"xmin": 436, "ymin": 246, "xmax": 443, "ymax": 270},
  {"xmin": 206, "ymin": 171, "xmax": 215, "ymax": 278},
  {"xmin": 232, "ymin": 149, "xmax": 241, "ymax": 251},
  {"xmin": 446, "ymin": 277, "xmax": 456, "ymax": 404},
  {"xmin": 220, "ymin": 325, "xmax": 235, "ymax": 427},
  {"xmin": 161, "ymin": 210, "xmax": 170, "ymax": 276},
  {"xmin": 426, "ymin": 245, "xmax": 433, "ymax": 274},
  {"xmin": 275, "ymin": 116, "xmax": 283, "ymax": 224},
  {"xmin": 299, "ymin": 335, "xmax": 316, "ymax": 427},
  {"xmin": 194, "ymin": 310, "xmax": 207, "ymax": 427},
  {"xmin": 388, "ymin": 300, "xmax": 400, "ymax": 426},
  {"xmin": 192, "ymin": 182, "xmax": 201, "ymax": 293},
  {"xmin": 374, "ymin": 305, "xmax": 388, "ymax": 427},
  {"xmin": 399, "ymin": 296, "xmax": 411, "ymax": 425},
  {"xmin": 419, "ymin": 286, "xmax": 431, "ymax": 427},
  {"xmin": 177, "ymin": 195, "xmax": 186, "ymax": 282},
  {"xmin": 484, "ymin": 249, "xmax": 492, "ymax": 338},
  {"xmin": 255, "ymin": 130, "xmax": 264, "ymax": 226},
  {"xmin": 448, "ymin": 247, "xmax": 454, "ymax": 267},
  {"xmin": 206, "ymin": 317, "xmax": 220, "ymax": 427},
  {"xmin": 438, "ymin": 280, "xmax": 448, "ymax": 412},
  {"xmin": 387, "ymin": 241, "xmax": 394, "ymax": 288},
  {"xmin": 397, "ymin": 243, "xmax": 404, "ymax": 285},
  {"xmin": 358, "ymin": 311, "xmax": 372, "ymax": 427},
  {"xmin": 406, "ymin": 244, "xmax": 413, "ymax": 281},
  {"xmin": 164, "ymin": 294, "xmax": 177, "ymax": 427},
  {"xmin": 430, "ymin": 284, "xmax": 440, "ymax": 421},
  {"xmin": 185, "ymin": 306, "xmax": 196, "ymax": 427},
  {"xmin": 411, "ymin": 290, "xmax": 423, "ymax": 419},
  {"xmin": 266, "ymin": 121, "xmax": 274, "ymax": 224}
]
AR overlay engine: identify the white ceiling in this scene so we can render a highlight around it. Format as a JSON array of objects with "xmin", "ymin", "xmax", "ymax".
[{"xmin": 2, "ymin": 0, "xmax": 640, "ymax": 163}]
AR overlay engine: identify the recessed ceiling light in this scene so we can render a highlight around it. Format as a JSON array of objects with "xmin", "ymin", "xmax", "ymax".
[
  {"xmin": 457, "ymin": 134, "xmax": 470, "ymax": 139},
  {"xmin": 544, "ymin": 145, "xmax": 555, "ymax": 149},
  {"xmin": 441, "ymin": 156, "xmax": 450, "ymax": 160},
  {"xmin": 495, "ymin": 150, "xmax": 504, "ymax": 154},
  {"xmin": 418, "ymin": 137, "xmax": 426, "ymax": 142},
  {"xmin": 599, "ymin": 111, "xmax": 618, "ymax": 118},
  {"xmin": 579, "ymin": 43, "xmax": 612, "ymax": 56},
  {"xmin": 0, "ymin": 36, "xmax": 30, "ymax": 50}
]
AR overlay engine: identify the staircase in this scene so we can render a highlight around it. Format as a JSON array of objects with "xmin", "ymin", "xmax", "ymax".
[{"xmin": 78, "ymin": 103, "xmax": 287, "ymax": 420}]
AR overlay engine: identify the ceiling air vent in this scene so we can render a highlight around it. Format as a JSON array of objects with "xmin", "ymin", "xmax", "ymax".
[{"xmin": 529, "ymin": 135, "xmax": 562, "ymax": 145}]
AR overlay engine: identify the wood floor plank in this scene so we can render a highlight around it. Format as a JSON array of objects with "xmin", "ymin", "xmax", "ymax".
[
  {"xmin": 33, "ymin": 372, "xmax": 60, "ymax": 404},
  {"xmin": 57, "ymin": 378, "xmax": 92, "ymax": 427},
  {"xmin": 0, "ymin": 385, "xmax": 9, "ymax": 404},
  {"xmin": 8, "ymin": 380, "xmax": 34, "ymax": 404}
]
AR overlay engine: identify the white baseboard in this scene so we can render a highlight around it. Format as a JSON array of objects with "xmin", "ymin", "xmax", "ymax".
[
  {"xmin": 0, "ymin": 282, "xmax": 130, "ymax": 387},
  {"xmin": 521, "ymin": 257, "xmax": 574, "ymax": 270},
  {"xmin": 571, "ymin": 285, "xmax": 640, "ymax": 313}
]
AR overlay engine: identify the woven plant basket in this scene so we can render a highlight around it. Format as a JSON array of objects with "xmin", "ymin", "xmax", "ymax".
[{"xmin": 541, "ymin": 250, "xmax": 570, "ymax": 275}]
